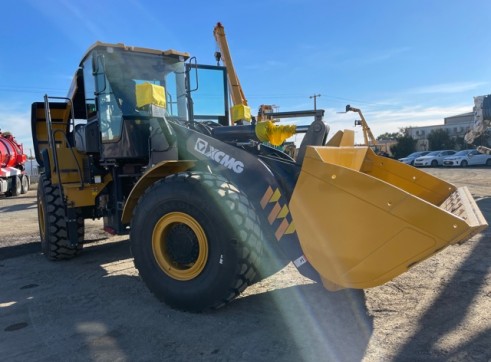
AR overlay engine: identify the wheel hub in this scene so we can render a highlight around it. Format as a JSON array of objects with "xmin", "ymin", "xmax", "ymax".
[
  {"xmin": 166, "ymin": 224, "xmax": 199, "ymax": 265},
  {"xmin": 152, "ymin": 212, "xmax": 208, "ymax": 281}
]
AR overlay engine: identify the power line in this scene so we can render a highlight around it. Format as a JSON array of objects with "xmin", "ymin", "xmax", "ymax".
[
  {"xmin": 0, "ymin": 86, "xmax": 401, "ymax": 110},
  {"xmin": 246, "ymin": 92, "xmax": 401, "ymax": 108},
  {"xmin": 0, "ymin": 86, "xmax": 67, "ymax": 94}
]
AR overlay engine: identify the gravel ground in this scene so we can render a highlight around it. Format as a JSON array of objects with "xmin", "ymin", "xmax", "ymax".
[{"xmin": 0, "ymin": 168, "xmax": 490, "ymax": 361}]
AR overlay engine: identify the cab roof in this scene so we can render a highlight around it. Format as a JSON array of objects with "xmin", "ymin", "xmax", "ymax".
[{"xmin": 79, "ymin": 41, "xmax": 190, "ymax": 65}]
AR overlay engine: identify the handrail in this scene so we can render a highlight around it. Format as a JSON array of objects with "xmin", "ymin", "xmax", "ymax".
[
  {"xmin": 44, "ymin": 94, "xmax": 64, "ymax": 200},
  {"xmin": 43, "ymin": 95, "xmax": 85, "ymax": 191}
]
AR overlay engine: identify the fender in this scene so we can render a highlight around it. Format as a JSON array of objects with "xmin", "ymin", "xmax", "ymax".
[{"xmin": 121, "ymin": 160, "xmax": 196, "ymax": 224}]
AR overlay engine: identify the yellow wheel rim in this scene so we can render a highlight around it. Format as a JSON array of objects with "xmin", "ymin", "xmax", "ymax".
[
  {"xmin": 152, "ymin": 212, "xmax": 208, "ymax": 281},
  {"xmin": 38, "ymin": 197, "xmax": 46, "ymax": 240}
]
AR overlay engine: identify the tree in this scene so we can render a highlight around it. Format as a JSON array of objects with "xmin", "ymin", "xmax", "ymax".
[
  {"xmin": 454, "ymin": 136, "xmax": 467, "ymax": 151},
  {"xmin": 377, "ymin": 132, "xmax": 400, "ymax": 141},
  {"xmin": 427, "ymin": 129, "xmax": 455, "ymax": 150},
  {"xmin": 390, "ymin": 134, "xmax": 416, "ymax": 159}
]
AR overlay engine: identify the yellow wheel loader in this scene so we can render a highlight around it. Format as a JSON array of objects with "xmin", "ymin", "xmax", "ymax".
[{"xmin": 31, "ymin": 42, "xmax": 487, "ymax": 312}]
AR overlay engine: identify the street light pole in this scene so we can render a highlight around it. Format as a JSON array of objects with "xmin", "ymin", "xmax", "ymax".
[{"xmin": 309, "ymin": 94, "xmax": 321, "ymax": 110}]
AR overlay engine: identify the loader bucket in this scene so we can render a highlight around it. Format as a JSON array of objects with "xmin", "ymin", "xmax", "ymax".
[{"xmin": 290, "ymin": 145, "xmax": 487, "ymax": 291}]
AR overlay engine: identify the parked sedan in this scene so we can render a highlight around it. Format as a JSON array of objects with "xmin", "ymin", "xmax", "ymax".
[
  {"xmin": 442, "ymin": 149, "xmax": 491, "ymax": 167},
  {"xmin": 398, "ymin": 151, "xmax": 430, "ymax": 165},
  {"xmin": 413, "ymin": 150, "xmax": 456, "ymax": 167}
]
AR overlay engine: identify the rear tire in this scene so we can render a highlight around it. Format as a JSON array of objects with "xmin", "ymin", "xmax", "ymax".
[
  {"xmin": 11, "ymin": 176, "xmax": 22, "ymax": 196},
  {"xmin": 37, "ymin": 174, "xmax": 83, "ymax": 260},
  {"xmin": 486, "ymin": 159, "xmax": 491, "ymax": 166},
  {"xmin": 130, "ymin": 172, "xmax": 262, "ymax": 312},
  {"xmin": 21, "ymin": 175, "xmax": 29, "ymax": 194}
]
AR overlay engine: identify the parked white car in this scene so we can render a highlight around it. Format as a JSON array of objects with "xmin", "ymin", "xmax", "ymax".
[
  {"xmin": 398, "ymin": 151, "xmax": 430, "ymax": 165},
  {"xmin": 413, "ymin": 150, "xmax": 456, "ymax": 167},
  {"xmin": 442, "ymin": 149, "xmax": 491, "ymax": 167}
]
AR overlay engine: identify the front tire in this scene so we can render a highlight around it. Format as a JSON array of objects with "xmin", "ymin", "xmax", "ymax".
[
  {"xmin": 461, "ymin": 160, "xmax": 468, "ymax": 167},
  {"xmin": 21, "ymin": 175, "xmax": 29, "ymax": 194},
  {"xmin": 130, "ymin": 172, "xmax": 262, "ymax": 312},
  {"xmin": 431, "ymin": 160, "xmax": 438, "ymax": 167},
  {"xmin": 37, "ymin": 174, "xmax": 83, "ymax": 260}
]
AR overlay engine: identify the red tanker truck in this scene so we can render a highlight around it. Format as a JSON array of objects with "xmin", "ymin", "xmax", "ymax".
[{"xmin": 0, "ymin": 129, "xmax": 30, "ymax": 196}]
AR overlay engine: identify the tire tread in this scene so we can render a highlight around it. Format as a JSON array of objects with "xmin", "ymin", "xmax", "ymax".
[
  {"xmin": 38, "ymin": 175, "xmax": 83, "ymax": 260},
  {"xmin": 131, "ymin": 171, "xmax": 262, "ymax": 312}
]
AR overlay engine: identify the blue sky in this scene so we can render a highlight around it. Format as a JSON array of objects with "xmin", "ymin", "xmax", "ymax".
[{"xmin": 1, "ymin": 0, "xmax": 490, "ymax": 153}]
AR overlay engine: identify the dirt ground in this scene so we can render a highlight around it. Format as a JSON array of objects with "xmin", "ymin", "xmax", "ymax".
[{"xmin": 0, "ymin": 168, "xmax": 490, "ymax": 362}]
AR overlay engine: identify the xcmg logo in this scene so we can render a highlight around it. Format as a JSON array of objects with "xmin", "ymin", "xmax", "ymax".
[{"xmin": 195, "ymin": 138, "xmax": 244, "ymax": 174}]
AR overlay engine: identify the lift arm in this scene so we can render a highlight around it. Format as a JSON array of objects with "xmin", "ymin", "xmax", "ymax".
[
  {"xmin": 346, "ymin": 105, "xmax": 377, "ymax": 147},
  {"xmin": 213, "ymin": 22, "xmax": 251, "ymax": 124}
]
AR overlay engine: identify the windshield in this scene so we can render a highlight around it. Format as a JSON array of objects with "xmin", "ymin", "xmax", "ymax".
[
  {"xmin": 454, "ymin": 150, "xmax": 472, "ymax": 156},
  {"xmin": 425, "ymin": 151, "xmax": 440, "ymax": 156},
  {"xmin": 103, "ymin": 49, "xmax": 187, "ymax": 116},
  {"xmin": 92, "ymin": 48, "xmax": 188, "ymax": 141}
]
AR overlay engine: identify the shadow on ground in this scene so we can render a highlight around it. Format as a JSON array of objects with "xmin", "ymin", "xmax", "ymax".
[
  {"xmin": 392, "ymin": 197, "xmax": 491, "ymax": 361},
  {"xmin": 1, "ymin": 239, "xmax": 373, "ymax": 361}
]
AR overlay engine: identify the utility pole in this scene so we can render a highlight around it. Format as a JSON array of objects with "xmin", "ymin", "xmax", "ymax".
[{"xmin": 309, "ymin": 94, "xmax": 321, "ymax": 110}]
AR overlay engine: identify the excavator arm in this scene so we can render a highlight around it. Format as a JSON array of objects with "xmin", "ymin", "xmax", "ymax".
[{"xmin": 346, "ymin": 105, "xmax": 377, "ymax": 147}]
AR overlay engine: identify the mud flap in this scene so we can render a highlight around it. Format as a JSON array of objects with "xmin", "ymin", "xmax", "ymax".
[{"xmin": 290, "ymin": 145, "xmax": 488, "ymax": 290}]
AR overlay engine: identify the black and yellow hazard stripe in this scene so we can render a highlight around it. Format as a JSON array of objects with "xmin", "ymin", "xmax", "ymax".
[{"xmin": 260, "ymin": 186, "xmax": 296, "ymax": 241}]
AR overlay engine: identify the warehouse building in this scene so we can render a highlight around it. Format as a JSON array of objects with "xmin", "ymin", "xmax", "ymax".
[{"xmin": 405, "ymin": 112, "xmax": 474, "ymax": 150}]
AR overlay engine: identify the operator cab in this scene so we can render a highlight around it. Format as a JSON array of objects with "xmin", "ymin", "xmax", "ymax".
[
  {"xmin": 71, "ymin": 42, "xmax": 190, "ymax": 164},
  {"xmin": 71, "ymin": 42, "xmax": 230, "ymax": 165}
]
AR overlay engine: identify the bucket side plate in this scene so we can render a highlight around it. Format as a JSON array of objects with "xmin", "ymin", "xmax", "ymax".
[{"xmin": 290, "ymin": 146, "xmax": 487, "ymax": 290}]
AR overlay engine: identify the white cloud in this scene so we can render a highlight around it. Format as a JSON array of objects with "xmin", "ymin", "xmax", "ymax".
[
  {"xmin": 410, "ymin": 81, "xmax": 488, "ymax": 95},
  {"xmin": 336, "ymin": 47, "xmax": 412, "ymax": 67},
  {"xmin": 361, "ymin": 47, "xmax": 412, "ymax": 64},
  {"xmin": 0, "ymin": 103, "xmax": 33, "ymax": 155},
  {"xmin": 343, "ymin": 104, "xmax": 471, "ymax": 143},
  {"xmin": 285, "ymin": 103, "xmax": 472, "ymax": 145}
]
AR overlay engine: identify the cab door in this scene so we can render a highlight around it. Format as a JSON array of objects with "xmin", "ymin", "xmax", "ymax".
[{"xmin": 186, "ymin": 64, "xmax": 230, "ymax": 126}]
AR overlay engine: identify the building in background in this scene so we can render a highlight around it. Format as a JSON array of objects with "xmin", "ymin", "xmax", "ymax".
[{"xmin": 405, "ymin": 112, "xmax": 474, "ymax": 151}]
